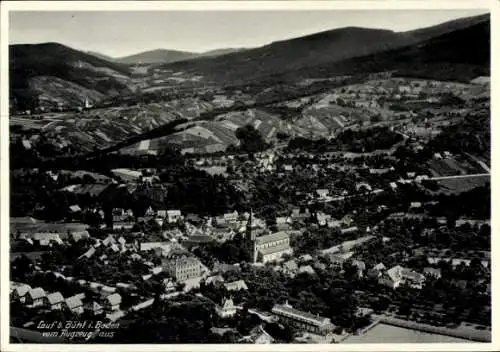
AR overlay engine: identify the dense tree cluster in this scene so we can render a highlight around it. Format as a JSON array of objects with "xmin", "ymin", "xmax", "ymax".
[
  {"xmin": 425, "ymin": 115, "xmax": 490, "ymax": 160},
  {"xmin": 10, "ymin": 162, "xmax": 244, "ymax": 220},
  {"xmin": 160, "ymin": 167, "xmax": 244, "ymax": 216},
  {"xmin": 192, "ymin": 233, "xmax": 251, "ymax": 267},
  {"xmin": 291, "ymin": 227, "xmax": 356, "ymax": 256},
  {"xmin": 287, "ymin": 126, "xmax": 403, "ymax": 153},
  {"xmin": 232, "ymin": 124, "xmax": 269, "ymax": 154}
]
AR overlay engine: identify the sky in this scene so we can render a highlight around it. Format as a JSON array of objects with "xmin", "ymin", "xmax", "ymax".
[{"xmin": 9, "ymin": 9, "xmax": 489, "ymax": 58}]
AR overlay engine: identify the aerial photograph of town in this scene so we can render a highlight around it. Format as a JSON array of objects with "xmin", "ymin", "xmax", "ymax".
[{"xmin": 3, "ymin": 3, "xmax": 492, "ymax": 347}]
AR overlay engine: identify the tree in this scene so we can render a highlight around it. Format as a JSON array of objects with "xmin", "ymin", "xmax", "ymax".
[
  {"xmin": 370, "ymin": 114, "xmax": 382, "ymax": 123},
  {"xmin": 11, "ymin": 254, "xmax": 34, "ymax": 281},
  {"xmin": 235, "ymin": 124, "xmax": 268, "ymax": 154},
  {"xmin": 276, "ymin": 131, "xmax": 290, "ymax": 141}
]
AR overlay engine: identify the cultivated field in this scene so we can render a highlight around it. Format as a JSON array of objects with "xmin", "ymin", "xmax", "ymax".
[
  {"xmin": 342, "ymin": 323, "xmax": 469, "ymax": 344},
  {"xmin": 428, "ymin": 156, "xmax": 484, "ymax": 177},
  {"xmin": 434, "ymin": 174, "xmax": 490, "ymax": 195}
]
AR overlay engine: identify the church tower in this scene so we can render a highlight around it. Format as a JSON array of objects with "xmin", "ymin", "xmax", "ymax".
[
  {"xmin": 246, "ymin": 209, "xmax": 256, "ymax": 241},
  {"xmin": 246, "ymin": 209, "xmax": 258, "ymax": 263}
]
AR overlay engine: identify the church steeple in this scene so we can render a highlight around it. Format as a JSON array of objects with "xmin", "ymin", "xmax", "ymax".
[
  {"xmin": 247, "ymin": 208, "xmax": 256, "ymax": 241},
  {"xmin": 245, "ymin": 208, "xmax": 258, "ymax": 263}
]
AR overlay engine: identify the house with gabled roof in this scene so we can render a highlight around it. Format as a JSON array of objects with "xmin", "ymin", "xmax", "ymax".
[
  {"xmin": 223, "ymin": 211, "xmax": 239, "ymax": 224},
  {"xmin": 212, "ymin": 262, "xmax": 241, "ymax": 274},
  {"xmin": 401, "ymin": 268, "xmax": 426, "ymax": 289},
  {"xmin": 316, "ymin": 189, "xmax": 330, "ymax": 200},
  {"xmin": 102, "ymin": 235, "xmax": 116, "ymax": 247},
  {"xmin": 185, "ymin": 213, "xmax": 203, "ymax": 225},
  {"xmin": 298, "ymin": 265, "xmax": 316, "ymax": 276},
  {"xmin": 11, "ymin": 283, "xmax": 32, "ymax": 303},
  {"xmin": 327, "ymin": 219, "xmax": 341, "ymax": 229},
  {"xmin": 33, "ymin": 233, "xmax": 63, "ymax": 246},
  {"xmin": 69, "ymin": 205, "xmax": 82, "ymax": 213},
  {"xmin": 327, "ymin": 254, "xmax": 348, "ymax": 269},
  {"xmin": 300, "ymin": 254, "xmax": 313, "ymax": 262},
  {"xmin": 64, "ymin": 295, "xmax": 84, "ymax": 314},
  {"xmin": 71, "ymin": 230, "xmax": 90, "ymax": 242},
  {"xmin": 84, "ymin": 301, "xmax": 103, "ymax": 316},
  {"xmin": 224, "ymin": 280, "xmax": 248, "ymax": 292},
  {"xmin": 239, "ymin": 324, "xmax": 275, "ymax": 344},
  {"xmin": 103, "ymin": 293, "xmax": 121, "ymax": 312},
  {"xmin": 368, "ymin": 263, "xmax": 386, "ymax": 278},
  {"xmin": 379, "ymin": 265, "xmax": 426, "ymax": 289},
  {"xmin": 156, "ymin": 209, "xmax": 167, "ymax": 219},
  {"xmin": 26, "ymin": 287, "xmax": 46, "ymax": 307},
  {"xmin": 167, "ymin": 210, "xmax": 182, "ymax": 223},
  {"xmin": 276, "ymin": 216, "xmax": 289, "ymax": 225},
  {"xmin": 211, "ymin": 227, "xmax": 235, "ymax": 242},
  {"xmin": 379, "ymin": 265, "xmax": 404, "ymax": 289},
  {"xmin": 290, "ymin": 208, "xmax": 311, "ymax": 222},
  {"xmin": 275, "ymin": 216, "xmax": 291, "ymax": 231},
  {"xmin": 205, "ymin": 274, "xmax": 225, "ymax": 285},
  {"xmin": 45, "ymin": 292, "xmax": 65, "ymax": 310},
  {"xmin": 213, "ymin": 216, "xmax": 227, "ymax": 228}
]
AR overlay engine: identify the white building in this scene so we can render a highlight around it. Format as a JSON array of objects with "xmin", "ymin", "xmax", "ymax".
[{"xmin": 216, "ymin": 298, "xmax": 237, "ymax": 318}]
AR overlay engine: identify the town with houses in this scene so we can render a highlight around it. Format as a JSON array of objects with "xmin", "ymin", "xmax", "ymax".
[
  {"xmin": 6, "ymin": 9, "xmax": 491, "ymax": 346},
  {"xmin": 9, "ymin": 133, "xmax": 492, "ymax": 343}
]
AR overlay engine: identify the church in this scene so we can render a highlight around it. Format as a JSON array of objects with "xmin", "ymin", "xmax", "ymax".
[{"xmin": 246, "ymin": 211, "xmax": 293, "ymax": 264}]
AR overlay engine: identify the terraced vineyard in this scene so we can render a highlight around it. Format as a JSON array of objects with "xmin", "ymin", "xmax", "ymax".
[
  {"xmin": 10, "ymin": 117, "xmax": 52, "ymax": 130},
  {"xmin": 10, "ymin": 99, "xmax": 215, "ymax": 156}
]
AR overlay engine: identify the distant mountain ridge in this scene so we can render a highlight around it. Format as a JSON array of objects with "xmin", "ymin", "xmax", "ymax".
[
  {"xmin": 87, "ymin": 47, "xmax": 248, "ymax": 65},
  {"xmin": 86, "ymin": 51, "xmax": 116, "ymax": 62},
  {"xmin": 199, "ymin": 47, "xmax": 248, "ymax": 58},
  {"xmin": 9, "ymin": 13, "xmax": 489, "ymax": 111},
  {"xmin": 283, "ymin": 16, "xmax": 490, "ymax": 83},
  {"xmin": 160, "ymin": 13, "xmax": 490, "ymax": 84},
  {"xmin": 114, "ymin": 49, "xmax": 198, "ymax": 65}
]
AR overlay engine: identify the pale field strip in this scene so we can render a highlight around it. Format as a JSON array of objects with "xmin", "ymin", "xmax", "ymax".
[
  {"xmin": 220, "ymin": 120, "xmax": 240, "ymax": 131},
  {"xmin": 137, "ymin": 139, "xmax": 151, "ymax": 151},
  {"xmin": 184, "ymin": 125, "xmax": 223, "ymax": 143},
  {"xmin": 94, "ymin": 130, "xmax": 112, "ymax": 143},
  {"xmin": 332, "ymin": 117, "xmax": 346, "ymax": 128}
]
